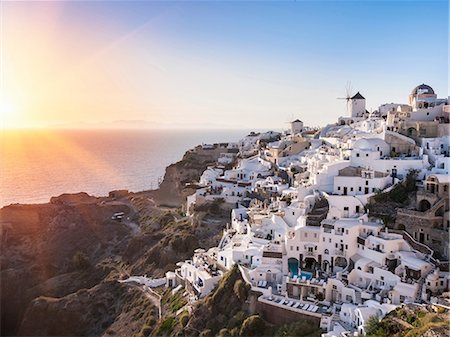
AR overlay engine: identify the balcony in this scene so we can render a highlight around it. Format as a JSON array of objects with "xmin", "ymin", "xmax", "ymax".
[{"xmin": 305, "ymin": 251, "xmax": 316, "ymax": 257}]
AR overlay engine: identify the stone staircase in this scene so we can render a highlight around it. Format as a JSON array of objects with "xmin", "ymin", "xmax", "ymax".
[
  {"xmin": 306, "ymin": 197, "xmax": 329, "ymax": 226},
  {"xmin": 414, "ymin": 268, "xmax": 434, "ymax": 302},
  {"xmin": 355, "ymin": 290, "xmax": 362, "ymax": 304}
]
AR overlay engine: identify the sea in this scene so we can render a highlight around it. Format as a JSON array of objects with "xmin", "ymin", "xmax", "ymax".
[{"xmin": 0, "ymin": 129, "xmax": 252, "ymax": 207}]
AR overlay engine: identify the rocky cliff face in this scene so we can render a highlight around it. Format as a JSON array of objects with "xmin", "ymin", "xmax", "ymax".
[
  {"xmin": 1, "ymin": 148, "xmax": 228, "ymax": 336},
  {"xmin": 155, "ymin": 146, "xmax": 225, "ymax": 207}
]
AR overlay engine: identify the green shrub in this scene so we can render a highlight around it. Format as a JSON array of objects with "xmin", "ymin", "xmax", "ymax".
[
  {"xmin": 239, "ymin": 315, "xmax": 266, "ymax": 336},
  {"xmin": 179, "ymin": 312, "xmax": 189, "ymax": 327},
  {"xmin": 155, "ymin": 317, "xmax": 176, "ymax": 336},
  {"xmin": 274, "ymin": 320, "xmax": 321, "ymax": 337}
]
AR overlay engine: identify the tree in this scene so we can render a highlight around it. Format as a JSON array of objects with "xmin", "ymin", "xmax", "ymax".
[{"xmin": 239, "ymin": 315, "xmax": 266, "ymax": 336}]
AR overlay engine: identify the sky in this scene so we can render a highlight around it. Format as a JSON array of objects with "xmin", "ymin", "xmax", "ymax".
[{"xmin": 1, "ymin": 0, "xmax": 448, "ymax": 130}]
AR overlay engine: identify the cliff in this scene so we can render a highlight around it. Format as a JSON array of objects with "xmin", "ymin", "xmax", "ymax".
[{"xmin": 0, "ymin": 147, "xmax": 228, "ymax": 336}]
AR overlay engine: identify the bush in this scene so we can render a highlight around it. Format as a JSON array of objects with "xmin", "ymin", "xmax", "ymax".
[
  {"xmin": 199, "ymin": 329, "xmax": 212, "ymax": 337},
  {"xmin": 217, "ymin": 328, "xmax": 231, "ymax": 337},
  {"xmin": 239, "ymin": 315, "xmax": 266, "ymax": 336},
  {"xmin": 155, "ymin": 317, "xmax": 176, "ymax": 336},
  {"xmin": 72, "ymin": 251, "xmax": 90, "ymax": 270},
  {"xmin": 233, "ymin": 280, "xmax": 248, "ymax": 302},
  {"xmin": 365, "ymin": 316, "xmax": 386, "ymax": 337},
  {"xmin": 135, "ymin": 324, "xmax": 152, "ymax": 337},
  {"xmin": 179, "ymin": 312, "xmax": 189, "ymax": 327},
  {"xmin": 274, "ymin": 320, "xmax": 321, "ymax": 337}
]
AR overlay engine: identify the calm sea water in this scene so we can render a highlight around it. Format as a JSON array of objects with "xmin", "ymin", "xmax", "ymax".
[{"xmin": 0, "ymin": 129, "xmax": 249, "ymax": 207}]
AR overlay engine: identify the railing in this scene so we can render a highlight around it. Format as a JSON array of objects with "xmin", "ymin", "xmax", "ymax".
[{"xmin": 389, "ymin": 229, "xmax": 434, "ymax": 257}]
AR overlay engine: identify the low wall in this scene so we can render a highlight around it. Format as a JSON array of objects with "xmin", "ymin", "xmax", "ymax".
[{"xmin": 256, "ymin": 299, "xmax": 321, "ymax": 326}]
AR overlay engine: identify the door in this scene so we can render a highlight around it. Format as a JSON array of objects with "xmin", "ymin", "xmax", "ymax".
[
  {"xmin": 365, "ymin": 187, "xmax": 369, "ymax": 194},
  {"xmin": 419, "ymin": 233, "xmax": 425, "ymax": 243},
  {"xmin": 343, "ymin": 187, "xmax": 348, "ymax": 195}
]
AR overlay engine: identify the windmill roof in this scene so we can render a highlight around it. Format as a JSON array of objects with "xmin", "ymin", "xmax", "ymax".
[
  {"xmin": 292, "ymin": 119, "xmax": 302, "ymax": 123},
  {"xmin": 351, "ymin": 92, "xmax": 365, "ymax": 100}
]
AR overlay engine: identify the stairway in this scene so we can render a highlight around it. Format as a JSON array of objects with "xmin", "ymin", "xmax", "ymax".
[
  {"xmin": 355, "ymin": 291, "xmax": 362, "ymax": 304},
  {"xmin": 414, "ymin": 268, "xmax": 434, "ymax": 302},
  {"xmin": 306, "ymin": 197, "xmax": 329, "ymax": 226}
]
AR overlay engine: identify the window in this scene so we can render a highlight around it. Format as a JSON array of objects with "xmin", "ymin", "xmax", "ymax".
[
  {"xmin": 335, "ymin": 243, "xmax": 338, "ymax": 248},
  {"xmin": 372, "ymin": 188, "xmax": 376, "ymax": 192},
  {"xmin": 359, "ymin": 187, "xmax": 362, "ymax": 192},
  {"xmin": 366, "ymin": 181, "xmax": 369, "ymax": 186},
  {"xmin": 356, "ymin": 206, "xmax": 360, "ymax": 213},
  {"xmin": 314, "ymin": 233, "xmax": 317, "ymax": 238},
  {"xmin": 325, "ymin": 249, "xmax": 329, "ymax": 254},
  {"xmin": 356, "ymin": 153, "xmax": 360, "ymax": 157},
  {"xmin": 290, "ymin": 246, "xmax": 293, "ymax": 251},
  {"xmin": 350, "ymin": 187, "xmax": 354, "ymax": 191},
  {"xmin": 344, "ymin": 207, "xmax": 349, "ymax": 211},
  {"xmin": 346, "ymin": 230, "xmax": 349, "ymax": 235},
  {"xmin": 366, "ymin": 154, "xmax": 369, "ymax": 157},
  {"xmin": 296, "ymin": 246, "xmax": 299, "ymax": 251},
  {"xmin": 329, "ymin": 238, "xmax": 332, "ymax": 243},
  {"xmin": 305, "ymin": 233, "xmax": 308, "ymax": 238},
  {"xmin": 338, "ymin": 186, "xmax": 341, "ymax": 190},
  {"xmin": 323, "ymin": 238, "xmax": 325, "ymax": 242}
]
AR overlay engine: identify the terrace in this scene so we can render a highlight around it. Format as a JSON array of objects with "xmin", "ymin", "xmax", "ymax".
[{"xmin": 259, "ymin": 294, "xmax": 332, "ymax": 316}]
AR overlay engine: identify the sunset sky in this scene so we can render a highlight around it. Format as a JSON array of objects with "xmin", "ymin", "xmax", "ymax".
[{"xmin": 1, "ymin": 0, "xmax": 448, "ymax": 129}]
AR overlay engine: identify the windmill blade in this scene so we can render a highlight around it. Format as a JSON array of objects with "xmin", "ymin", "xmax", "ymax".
[
  {"xmin": 345, "ymin": 81, "xmax": 353, "ymax": 99},
  {"xmin": 285, "ymin": 113, "xmax": 294, "ymax": 124}
]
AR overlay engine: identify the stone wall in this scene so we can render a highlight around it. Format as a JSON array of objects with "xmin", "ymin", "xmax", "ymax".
[{"xmin": 256, "ymin": 299, "xmax": 321, "ymax": 326}]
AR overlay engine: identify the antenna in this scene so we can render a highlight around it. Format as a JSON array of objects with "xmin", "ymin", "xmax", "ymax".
[{"xmin": 337, "ymin": 81, "xmax": 354, "ymax": 113}]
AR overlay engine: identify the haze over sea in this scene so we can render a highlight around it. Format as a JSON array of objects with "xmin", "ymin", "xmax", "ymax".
[{"xmin": 0, "ymin": 129, "xmax": 253, "ymax": 207}]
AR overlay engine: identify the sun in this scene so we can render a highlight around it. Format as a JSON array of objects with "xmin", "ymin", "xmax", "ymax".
[{"xmin": 0, "ymin": 96, "xmax": 20, "ymax": 127}]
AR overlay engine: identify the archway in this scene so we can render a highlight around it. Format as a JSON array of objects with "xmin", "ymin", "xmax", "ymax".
[
  {"xmin": 397, "ymin": 223, "xmax": 406, "ymax": 231},
  {"xmin": 435, "ymin": 205, "xmax": 444, "ymax": 216},
  {"xmin": 407, "ymin": 127, "xmax": 418, "ymax": 137},
  {"xmin": 335, "ymin": 256, "xmax": 348, "ymax": 269},
  {"xmin": 304, "ymin": 257, "xmax": 317, "ymax": 271},
  {"xmin": 418, "ymin": 199, "xmax": 431, "ymax": 212}
]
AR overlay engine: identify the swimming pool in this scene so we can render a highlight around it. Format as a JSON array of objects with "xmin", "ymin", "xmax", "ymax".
[
  {"xmin": 288, "ymin": 261, "xmax": 313, "ymax": 280},
  {"xmin": 299, "ymin": 271, "xmax": 313, "ymax": 280}
]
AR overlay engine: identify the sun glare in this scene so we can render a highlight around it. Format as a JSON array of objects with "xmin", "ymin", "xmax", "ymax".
[{"xmin": 0, "ymin": 96, "xmax": 19, "ymax": 127}]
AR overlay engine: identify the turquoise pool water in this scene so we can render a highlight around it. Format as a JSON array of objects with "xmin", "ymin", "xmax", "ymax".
[
  {"xmin": 299, "ymin": 271, "xmax": 313, "ymax": 280},
  {"xmin": 288, "ymin": 260, "xmax": 313, "ymax": 280}
]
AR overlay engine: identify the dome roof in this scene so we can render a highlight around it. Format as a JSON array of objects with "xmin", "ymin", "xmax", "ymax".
[{"xmin": 411, "ymin": 84, "xmax": 435, "ymax": 96}]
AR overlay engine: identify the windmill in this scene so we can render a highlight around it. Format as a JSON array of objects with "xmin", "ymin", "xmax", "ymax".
[
  {"xmin": 337, "ymin": 81, "xmax": 354, "ymax": 114},
  {"xmin": 284, "ymin": 113, "xmax": 295, "ymax": 133}
]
